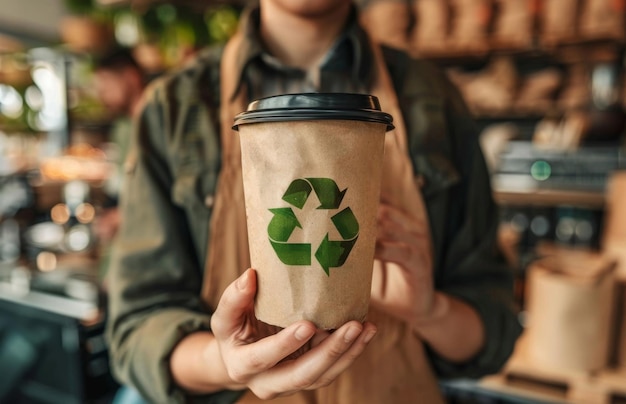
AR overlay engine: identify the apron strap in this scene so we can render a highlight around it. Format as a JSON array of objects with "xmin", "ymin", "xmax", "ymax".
[{"xmin": 201, "ymin": 29, "xmax": 251, "ymax": 309}]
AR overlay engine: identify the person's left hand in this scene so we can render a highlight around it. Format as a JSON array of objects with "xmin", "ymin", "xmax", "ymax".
[{"xmin": 370, "ymin": 203, "xmax": 435, "ymax": 326}]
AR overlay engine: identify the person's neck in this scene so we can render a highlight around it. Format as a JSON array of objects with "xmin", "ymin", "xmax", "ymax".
[
  {"xmin": 130, "ymin": 96, "xmax": 142, "ymax": 119},
  {"xmin": 259, "ymin": 1, "xmax": 352, "ymax": 71}
]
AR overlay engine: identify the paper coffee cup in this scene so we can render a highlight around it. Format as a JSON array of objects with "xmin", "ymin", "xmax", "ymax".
[{"xmin": 234, "ymin": 93, "xmax": 393, "ymax": 329}]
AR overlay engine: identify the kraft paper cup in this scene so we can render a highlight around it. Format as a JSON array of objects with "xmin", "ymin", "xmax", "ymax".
[{"xmin": 234, "ymin": 93, "xmax": 393, "ymax": 329}]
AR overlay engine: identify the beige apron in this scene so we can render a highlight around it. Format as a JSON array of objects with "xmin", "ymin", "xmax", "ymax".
[{"xmin": 202, "ymin": 29, "xmax": 444, "ymax": 404}]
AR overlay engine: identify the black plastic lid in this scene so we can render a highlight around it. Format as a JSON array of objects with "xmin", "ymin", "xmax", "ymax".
[{"xmin": 233, "ymin": 93, "xmax": 394, "ymax": 131}]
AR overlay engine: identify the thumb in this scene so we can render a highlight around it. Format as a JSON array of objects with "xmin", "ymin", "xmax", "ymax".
[{"xmin": 211, "ymin": 269, "xmax": 257, "ymax": 338}]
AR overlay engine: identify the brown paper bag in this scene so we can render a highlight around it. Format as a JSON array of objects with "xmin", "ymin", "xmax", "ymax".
[
  {"xmin": 603, "ymin": 171, "xmax": 626, "ymax": 280},
  {"xmin": 602, "ymin": 171, "xmax": 626, "ymax": 369},
  {"xmin": 492, "ymin": 0, "xmax": 535, "ymax": 48},
  {"xmin": 359, "ymin": 0, "xmax": 412, "ymax": 50},
  {"xmin": 614, "ymin": 282, "xmax": 626, "ymax": 369},
  {"xmin": 558, "ymin": 63, "xmax": 591, "ymax": 110},
  {"xmin": 446, "ymin": 57, "xmax": 517, "ymax": 114},
  {"xmin": 525, "ymin": 250, "xmax": 617, "ymax": 372},
  {"xmin": 514, "ymin": 68, "xmax": 563, "ymax": 113},
  {"xmin": 541, "ymin": 0, "xmax": 581, "ymax": 45},
  {"xmin": 411, "ymin": 0, "xmax": 449, "ymax": 54},
  {"xmin": 579, "ymin": 0, "xmax": 626, "ymax": 40},
  {"xmin": 447, "ymin": 0, "xmax": 491, "ymax": 52}
]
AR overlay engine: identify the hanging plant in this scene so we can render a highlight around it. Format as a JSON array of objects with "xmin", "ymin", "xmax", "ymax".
[
  {"xmin": 61, "ymin": 0, "xmax": 114, "ymax": 54},
  {"xmin": 65, "ymin": 0, "xmax": 96, "ymax": 16},
  {"xmin": 205, "ymin": 5, "xmax": 239, "ymax": 45}
]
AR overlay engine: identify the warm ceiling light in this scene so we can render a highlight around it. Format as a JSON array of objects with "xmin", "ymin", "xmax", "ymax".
[
  {"xmin": 76, "ymin": 203, "xmax": 96, "ymax": 224},
  {"xmin": 51, "ymin": 203, "xmax": 70, "ymax": 224},
  {"xmin": 37, "ymin": 251, "xmax": 57, "ymax": 272}
]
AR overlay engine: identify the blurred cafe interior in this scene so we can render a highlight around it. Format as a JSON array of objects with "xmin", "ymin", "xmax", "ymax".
[{"xmin": 1, "ymin": 0, "xmax": 626, "ymax": 403}]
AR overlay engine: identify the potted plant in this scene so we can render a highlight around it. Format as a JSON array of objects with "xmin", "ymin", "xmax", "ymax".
[{"xmin": 60, "ymin": 0, "xmax": 114, "ymax": 54}]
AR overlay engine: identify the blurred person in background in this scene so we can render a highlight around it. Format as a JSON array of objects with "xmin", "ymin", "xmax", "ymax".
[
  {"xmin": 106, "ymin": 1, "xmax": 522, "ymax": 403},
  {"xmin": 92, "ymin": 48, "xmax": 146, "ymax": 246}
]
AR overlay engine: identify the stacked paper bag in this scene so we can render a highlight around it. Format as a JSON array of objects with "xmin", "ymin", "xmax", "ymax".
[
  {"xmin": 411, "ymin": 0, "xmax": 449, "ymax": 54},
  {"xmin": 579, "ymin": 0, "xmax": 626, "ymax": 41},
  {"xmin": 492, "ymin": 0, "xmax": 535, "ymax": 48},
  {"xmin": 602, "ymin": 172, "xmax": 626, "ymax": 369},
  {"xmin": 525, "ymin": 248, "xmax": 617, "ymax": 372},
  {"xmin": 359, "ymin": 0, "xmax": 412, "ymax": 50},
  {"xmin": 540, "ymin": 0, "xmax": 580, "ymax": 45}
]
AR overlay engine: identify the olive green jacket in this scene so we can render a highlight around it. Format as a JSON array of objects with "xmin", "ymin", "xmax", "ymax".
[{"xmin": 106, "ymin": 44, "xmax": 522, "ymax": 403}]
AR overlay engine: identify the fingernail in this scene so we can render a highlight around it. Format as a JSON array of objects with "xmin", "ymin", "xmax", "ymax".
[
  {"xmin": 363, "ymin": 329, "xmax": 377, "ymax": 344},
  {"xmin": 294, "ymin": 325, "xmax": 314, "ymax": 341},
  {"xmin": 344, "ymin": 326, "xmax": 360, "ymax": 343},
  {"xmin": 236, "ymin": 270, "xmax": 249, "ymax": 290}
]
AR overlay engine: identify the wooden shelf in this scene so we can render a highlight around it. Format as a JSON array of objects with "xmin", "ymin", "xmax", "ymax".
[
  {"xmin": 418, "ymin": 37, "xmax": 624, "ymax": 66},
  {"xmin": 481, "ymin": 335, "xmax": 626, "ymax": 404},
  {"xmin": 494, "ymin": 188, "xmax": 606, "ymax": 209},
  {"xmin": 474, "ymin": 112, "xmax": 547, "ymax": 121}
]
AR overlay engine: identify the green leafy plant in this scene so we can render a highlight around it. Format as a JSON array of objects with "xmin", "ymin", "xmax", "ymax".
[{"xmin": 65, "ymin": 0, "xmax": 96, "ymax": 15}]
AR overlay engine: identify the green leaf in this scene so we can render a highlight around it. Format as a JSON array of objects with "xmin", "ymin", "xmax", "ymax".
[{"xmin": 306, "ymin": 178, "xmax": 346, "ymax": 209}]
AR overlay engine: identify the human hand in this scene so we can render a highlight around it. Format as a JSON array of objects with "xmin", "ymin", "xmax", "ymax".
[
  {"xmin": 93, "ymin": 207, "xmax": 121, "ymax": 242},
  {"xmin": 370, "ymin": 203, "xmax": 437, "ymax": 326},
  {"xmin": 211, "ymin": 269, "xmax": 377, "ymax": 400}
]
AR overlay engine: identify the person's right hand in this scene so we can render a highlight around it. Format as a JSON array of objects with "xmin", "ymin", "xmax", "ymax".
[{"xmin": 211, "ymin": 269, "xmax": 377, "ymax": 400}]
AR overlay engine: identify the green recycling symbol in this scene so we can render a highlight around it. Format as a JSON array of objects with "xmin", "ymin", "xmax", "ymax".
[{"xmin": 268, "ymin": 178, "xmax": 359, "ymax": 276}]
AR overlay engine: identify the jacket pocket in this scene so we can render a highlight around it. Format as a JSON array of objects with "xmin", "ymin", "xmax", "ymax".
[
  {"xmin": 171, "ymin": 169, "xmax": 217, "ymax": 266},
  {"xmin": 172, "ymin": 173, "xmax": 201, "ymax": 209},
  {"xmin": 171, "ymin": 169, "xmax": 218, "ymax": 212}
]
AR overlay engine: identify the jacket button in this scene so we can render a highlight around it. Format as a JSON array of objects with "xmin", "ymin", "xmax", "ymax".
[{"xmin": 204, "ymin": 194, "xmax": 215, "ymax": 208}]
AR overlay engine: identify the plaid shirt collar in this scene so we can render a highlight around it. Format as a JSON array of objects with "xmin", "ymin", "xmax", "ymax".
[{"xmin": 228, "ymin": 4, "xmax": 375, "ymax": 101}]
